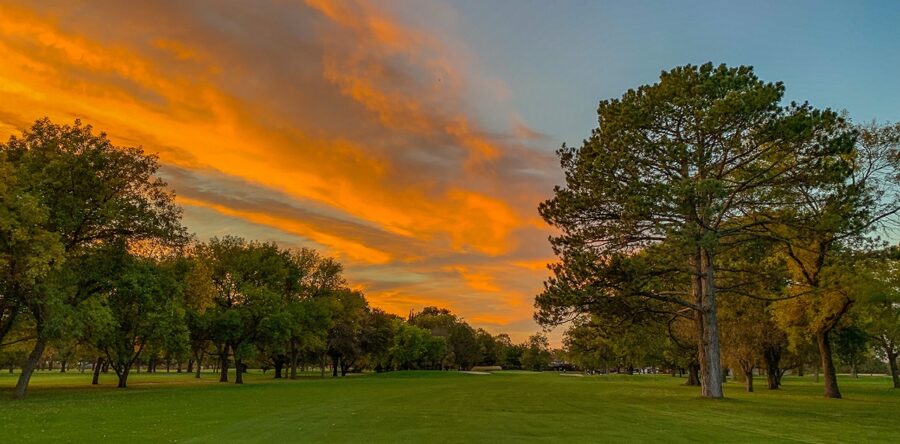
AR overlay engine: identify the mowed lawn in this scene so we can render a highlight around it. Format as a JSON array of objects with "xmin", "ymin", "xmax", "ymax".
[{"xmin": 1, "ymin": 370, "xmax": 898, "ymax": 443}]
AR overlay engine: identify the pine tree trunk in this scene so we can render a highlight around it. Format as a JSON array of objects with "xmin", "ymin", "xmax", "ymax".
[
  {"xmin": 816, "ymin": 330, "xmax": 842, "ymax": 398},
  {"xmin": 697, "ymin": 249, "xmax": 724, "ymax": 398},
  {"xmin": 692, "ymin": 253, "xmax": 707, "ymax": 391},
  {"xmin": 13, "ymin": 334, "xmax": 47, "ymax": 399}
]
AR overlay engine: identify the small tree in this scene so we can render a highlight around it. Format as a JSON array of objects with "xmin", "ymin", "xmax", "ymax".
[
  {"xmin": 85, "ymin": 248, "xmax": 188, "ymax": 388},
  {"xmin": 521, "ymin": 334, "xmax": 552, "ymax": 371},
  {"xmin": 858, "ymin": 250, "xmax": 900, "ymax": 388}
]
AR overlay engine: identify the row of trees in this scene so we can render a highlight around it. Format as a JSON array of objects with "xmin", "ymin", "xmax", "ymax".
[
  {"xmin": 0, "ymin": 118, "xmax": 552, "ymax": 399},
  {"xmin": 538, "ymin": 63, "xmax": 900, "ymax": 398},
  {"xmin": 562, "ymin": 276, "xmax": 900, "ymax": 392}
]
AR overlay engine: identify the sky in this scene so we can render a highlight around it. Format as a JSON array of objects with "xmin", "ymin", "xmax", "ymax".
[{"xmin": 1, "ymin": 0, "xmax": 898, "ymax": 343}]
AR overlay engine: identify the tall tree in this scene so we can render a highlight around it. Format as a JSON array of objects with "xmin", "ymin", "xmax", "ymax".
[
  {"xmin": 538, "ymin": 64, "xmax": 856, "ymax": 398},
  {"xmin": 1, "ymin": 118, "xmax": 186, "ymax": 399}
]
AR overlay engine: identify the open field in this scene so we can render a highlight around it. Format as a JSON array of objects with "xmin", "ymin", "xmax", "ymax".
[{"xmin": 1, "ymin": 371, "xmax": 898, "ymax": 443}]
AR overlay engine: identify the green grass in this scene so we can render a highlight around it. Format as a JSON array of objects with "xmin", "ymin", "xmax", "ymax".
[{"xmin": 1, "ymin": 370, "xmax": 898, "ymax": 443}]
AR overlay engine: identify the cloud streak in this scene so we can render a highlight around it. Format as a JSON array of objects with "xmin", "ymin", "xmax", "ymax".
[{"xmin": 0, "ymin": 0, "xmax": 559, "ymax": 341}]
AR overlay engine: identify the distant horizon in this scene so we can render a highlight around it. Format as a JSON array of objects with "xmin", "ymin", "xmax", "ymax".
[{"xmin": 1, "ymin": 0, "xmax": 898, "ymax": 344}]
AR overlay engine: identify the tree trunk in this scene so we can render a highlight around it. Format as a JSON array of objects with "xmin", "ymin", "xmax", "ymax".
[
  {"xmin": 764, "ymin": 345, "xmax": 782, "ymax": 390},
  {"xmin": 742, "ymin": 365, "xmax": 754, "ymax": 393},
  {"xmin": 290, "ymin": 341, "xmax": 299, "ymax": 380},
  {"xmin": 194, "ymin": 350, "xmax": 203, "ymax": 379},
  {"xmin": 692, "ymin": 249, "xmax": 723, "ymax": 398},
  {"xmin": 851, "ymin": 361, "xmax": 858, "ymax": 379},
  {"xmin": 320, "ymin": 354, "xmax": 326, "ymax": 378},
  {"xmin": 332, "ymin": 356, "xmax": 339, "ymax": 377},
  {"xmin": 13, "ymin": 334, "xmax": 47, "ymax": 399},
  {"xmin": 219, "ymin": 350, "xmax": 229, "ymax": 383},
  {"xmin": 233, "ymin": 344, "xmax": 243, "ymax": 385},
  {"xmin": 60, "ymin": 359, "xmax": 67, "ymax": 373},
  {"xmin": 117, "ymin": 365, "xmax": 132, "ymax": 388},
  {"xmin": 92, "ymin": 357, "xmax": 103, "ymax": 385},
  {"xmin": 885, "ymin": 348, "xmax": 899, "ymax": 389},
  {"xmin": 274, "ymin": 361, "xmax": 283, "ymax": 379},
  {"xmin": 699, "ymin": 250, "xmax": 724, "ymax": 398},
  {"xmin": 686, "ymin": 363, "xmax": 700, "ymax": 386},
  {"xmin": 816, "ymin": 330, "xmax": 842, "ymax": 398},
  {"xmin": 797, "ymin": 363, "xmax": 804, "ymax": 377}
]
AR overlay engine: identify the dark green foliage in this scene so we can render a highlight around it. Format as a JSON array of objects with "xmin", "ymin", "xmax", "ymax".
[
  {"xmin": 538, "ymin": 63, "xmax": 862, "ymax": 398},
  {"xmin": 82, "ymin": 246, "xmax": 188, "ymax": 387},
  {"xmin": 1, "ymin": 118, "xmax": 187, "ymax": 398}
]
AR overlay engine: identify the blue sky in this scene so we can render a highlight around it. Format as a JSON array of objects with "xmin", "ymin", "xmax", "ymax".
[{"xmin": 440, "ymin": 0, "xmax": 900, "ymax": 147}]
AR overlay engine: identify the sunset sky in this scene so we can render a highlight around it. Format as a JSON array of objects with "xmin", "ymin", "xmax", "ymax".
[{"xmin": 1, "ymin": 0, "xmax": 899, "ymax": 342}]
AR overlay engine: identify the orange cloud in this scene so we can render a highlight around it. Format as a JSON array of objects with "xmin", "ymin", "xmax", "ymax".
[
  {"xmin": 177, "ymin": 196, "xmax": 393, "ymax": 265},
  {"xmin": 0, "ymin": 0, "xmax": 556, "ymax": 342}
]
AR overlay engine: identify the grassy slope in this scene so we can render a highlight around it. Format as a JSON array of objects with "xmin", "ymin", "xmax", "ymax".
[{"xmin": 1, "ymin": 370, "xmax": 897, "ymax": 443}]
